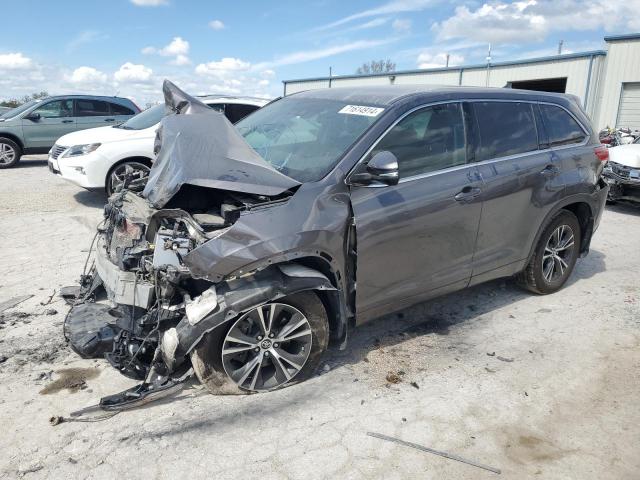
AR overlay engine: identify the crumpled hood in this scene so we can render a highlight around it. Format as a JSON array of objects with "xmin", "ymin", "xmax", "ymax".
[
  {"xmin": 609, "ymin": 144, "xmax": 640, "ymax": 168},
  {"xmin": 142, "ymin": 80, "xmax": 299, "ymax": 208}
]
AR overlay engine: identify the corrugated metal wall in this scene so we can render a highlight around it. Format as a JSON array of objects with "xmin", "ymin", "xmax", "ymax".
[
  {"xmin": 596, "ymin": 39, "xmax": 640, "ymax": 128},
  {"xmin": 283, "ymin": 38, "xmax": 640, "ymax": 130}
]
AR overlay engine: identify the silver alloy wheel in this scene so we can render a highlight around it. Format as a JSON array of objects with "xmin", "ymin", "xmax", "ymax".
[
  {"xmin": 542, "ymin": 224, "xmax": 575, "ymax": 283},
  {"xmin": 222, "ymin": 303, "xmax": 313, "ymax": 392},
  {"xmin": 109, "ymin": 162, "xmax": 150, "ymax": 194},
  {"xmin": 0, "ymin": 143, "xmax": 16, "ymax": 165}
]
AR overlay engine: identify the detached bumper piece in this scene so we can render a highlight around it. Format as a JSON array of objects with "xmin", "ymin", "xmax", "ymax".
[{"xmin": 99, "ymin": 376, "xmax": 186, "ymax": 411}]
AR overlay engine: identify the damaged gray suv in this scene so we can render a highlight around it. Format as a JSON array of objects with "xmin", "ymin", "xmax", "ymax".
[{"xmin": 64, "ymin": 81, "xmax": 608, "ymax": 406}]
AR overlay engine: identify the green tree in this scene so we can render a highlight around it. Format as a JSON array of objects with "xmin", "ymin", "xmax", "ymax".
[{"xmin": 356, "ymin": 59, "xmax": 396, "ymax": 75}]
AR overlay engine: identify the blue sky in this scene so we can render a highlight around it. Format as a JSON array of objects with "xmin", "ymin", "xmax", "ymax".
[{"xmin": 1, "ymin": 0, "xmax": 638, "ymax": 105}]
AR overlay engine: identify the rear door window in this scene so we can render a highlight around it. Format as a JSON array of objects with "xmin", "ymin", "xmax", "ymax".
[
  {"xmin": 371, "ymin": 102, "xmax": 467, "ymax": 178},
  {"xmin": 109, "ymin": 102, "xmax": 135, "ymax": 115},
  {"xmin": 540, "ymin": 104, "xmax": 586, "ymax": 146},
  {"xmin": 33, "ymin": 100, "xmax": 73, "ymax": 118},
  {"xmin": 473, "ymin": 102, "xmax": 538, "ymax": 161},
  {"xmin": 225, "ymin": 103, "xmax": 260, "ymax": 123},
  {"xmin": 75, "ymin": 99, "xmax": 110, "ymax": 116}
]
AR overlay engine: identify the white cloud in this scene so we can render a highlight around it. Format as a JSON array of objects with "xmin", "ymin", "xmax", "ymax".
[
  {"xmin": 209, "ymin": 20, "xmax": 225, "ymax": 30},
  {"xmin": 114, "ymin": 62, "xmax": 153, "ymax": 83},
  {"xmin": 433, "ymin": 0, "xmax": 640, "ymax": 45},
  {"xmin": 130, "ymin": 0, "xmax": 168, "ymax": 6},
  {"xmin": 67, "ymin": 66, "xmax": 108, "ymax": 85},
  {"xmin": 67, "ymin": 30, "xmax": 108, "ymax": 52},
  {"xmin": 0, "ymin": 52, "xmax": 32, "ymax": 70},
  {"xmin": 314, "ymin": 0, "xmax": 435, "ymax": 30},
  {"xmin": 392, "ymin": 18, "xmax": 412, "ymax": 32},
  {"xmin": 159, "ymin": 37, "xmax": 189, "ymax": 56},
  {"xmin": 195, "ymin": 57, "xmax": 251, "ymax": 76},
  {"xmin": 417, "ymin": 52, "xmax": 464, "ymax": 69},
  {"xmin": 142, "ymin": 37, "xmax": 191, "ymax": 65},
  {"xmin": 171, "ymin": 54, "xmax": 191, "ymax": 66},
  {"xmin": 257, "ymin": 38, "xmax": 397, "ymax": 68}
]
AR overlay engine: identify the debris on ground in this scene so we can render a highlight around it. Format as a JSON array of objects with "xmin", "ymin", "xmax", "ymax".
[
  {"xmin": 497, "ymin": 356, "xmax": 514, "ymax": 363},
  {"xmin": 39, "ymin": 290, "xmax": 56, "ymax": 306},
  {"xmin": 0, "ymin": 355, "xmax": 8, "ymax": 364},
  {"xmin": 410, "ymin": 381, "xmax": 420, "ymax": 389},
  {"xmin": 487, "ymin": 352, "xmax": 496, "ymax": 356},
  {"xmin": 386, "ymin": 372, "xmax": 403, "ymax": 384},
  {"xmin": 367, "ymin": 431, "xmax": 501, "ymax": 474},
  {"xmin": 44, "ymin": 309, "xmax": 58, "ymax": 316}
]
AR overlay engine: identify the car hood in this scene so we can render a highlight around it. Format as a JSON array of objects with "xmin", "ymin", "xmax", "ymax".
[
  {"xmin": 142, "ymin": 80, "xmax": 300, "ymax": 208},
  {"xmin": 56, "ymin": 125, "xmax": 154, "ymax": 147},
  {"xmin": 609, "ymin": 144, "xmax": 640, "ymax": 168}
]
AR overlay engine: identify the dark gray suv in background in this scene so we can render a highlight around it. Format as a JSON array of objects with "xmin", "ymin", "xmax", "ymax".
[{"xmin": 65, "ymin": 84, "xmax": 608, "ymax": 404}]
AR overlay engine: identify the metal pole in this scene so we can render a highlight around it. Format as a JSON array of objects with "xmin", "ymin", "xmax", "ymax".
[
  {"xmin": 486, "ymin": 44, "xmax": 492, "ymax": 87},
  {"xmin": 329, "ymin": 66, "xmax": 332, "ymax": 88},
  {"xmin": 446, "ymin": 54, "xmax": 450, "ymax": 68},
  {"xmin": 558, "ymin": 40, "xmax": 564, "ymax": 55}
]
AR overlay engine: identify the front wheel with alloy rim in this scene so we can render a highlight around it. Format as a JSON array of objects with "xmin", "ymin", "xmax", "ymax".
[
  {"xmin": 191, "ymin": 291, "xmax": 329, "ymax": 394},
  {"xmin": 0, "ymin": 138, "xmax": 22, "ymax": 169},
  {"xmin": 517, "ymin": 210, "xmax": 581, "ymax": 294},
  {"xmin": 106, "ymin": 160, "xmax": 150, "ymax": 196}
]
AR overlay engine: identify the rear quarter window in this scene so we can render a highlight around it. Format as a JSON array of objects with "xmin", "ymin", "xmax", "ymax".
[
  {"xmin": 540, "ymin": 104, "xmax": 586, "ymax": 146},
  {"xmin": 76, "ymin": 99, "xmax": 109, "ymax": 116},
  {"xmin": 473, "ymin": 101, "xmax": 539, "ymax": 161},
  {"xmin": 110, "ymin": 103, "xmax": 135, "ymax": 115}
]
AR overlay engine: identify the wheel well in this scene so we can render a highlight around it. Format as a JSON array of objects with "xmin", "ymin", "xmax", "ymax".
[
  {"xmin": 291, "ymin": 256, "xmax": 347, "ymax": 343},
  {"xmin": 561, "ymin": 202, "xmax": 593, "ymax": 254},
  {"xmin": 0, "ymin": 133, "xmax": 24, "ymax": 152},
  {"xmin": 104, "ymin": 156, "xmax": 153, "ymax": 189}
]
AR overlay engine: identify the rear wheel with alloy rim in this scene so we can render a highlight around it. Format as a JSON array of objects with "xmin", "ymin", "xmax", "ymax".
[
  {"xmin": 518, "ymin": 210, "xmax": 581, "ymax": 294},
  {"xmin": 106, "ymin": 161, "xmax": 150, "ymax": 196},
  {"xmin": 0, "ymin": 138, "xmax": 21, "ymax": 169},
  {"xmin": 191, "ymin": 291, "xmax": 329, "ymax": 394}
]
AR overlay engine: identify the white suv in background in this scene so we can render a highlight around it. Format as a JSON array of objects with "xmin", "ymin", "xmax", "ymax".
[{"xmin": 48, "ymin": 95, "xmax": 269, "ymax": 195}]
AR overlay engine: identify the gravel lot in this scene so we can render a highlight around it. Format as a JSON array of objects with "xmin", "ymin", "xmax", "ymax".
[{"xmin": 0, "ymin": 156, "xmax": 638, "ymax": 480}]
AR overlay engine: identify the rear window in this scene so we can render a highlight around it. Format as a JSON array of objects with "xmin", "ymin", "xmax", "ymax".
[
  {"xmin": 110, "ymin": 102, "xmax": 135, "ymax": 115},
  {"xmin": 474, "ymin": 102, "xmax": 538, "ymax": 161},
  {"xmin": 76, "ymin": 99, "xmax": 109, "ymax": 116},
  {"xmin": 540, "ymin": 104, "xmax": 586, "ymax": 146}
]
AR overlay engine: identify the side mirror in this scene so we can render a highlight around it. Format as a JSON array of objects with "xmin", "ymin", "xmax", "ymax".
[
  {"xmin": 349, "ymin": 151, "xmax": 399, "ymax": 186},
  {"xmin": 24, "ymin": 112, "xmax": 41, "ymax": 121}
]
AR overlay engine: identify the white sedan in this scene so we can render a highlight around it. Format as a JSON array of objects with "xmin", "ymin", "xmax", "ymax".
[
  {"xmin": 48, "ymin": 96, "xmax": 268, "ymax": 195},
  {"xmin": 603, "ymin": 143, "xmax": 640, "ymax": 203}
]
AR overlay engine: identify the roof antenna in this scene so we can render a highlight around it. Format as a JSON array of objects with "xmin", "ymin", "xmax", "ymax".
[
  {"xmin": 445, "ymin": 53, "xmax": 450, "ymax": 68},
  {"xmin": 558, "ymin": 40, "xmax": 564, "ymax": 55}
]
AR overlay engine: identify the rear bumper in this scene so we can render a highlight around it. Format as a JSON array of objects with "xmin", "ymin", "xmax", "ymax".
[{"xmin": 593, "ymin": 178, "xmax": 609, "ymax": 231}]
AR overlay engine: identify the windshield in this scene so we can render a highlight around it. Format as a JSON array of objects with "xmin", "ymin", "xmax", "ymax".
[
  {"xmin": 0, "ymin": 99, "xmax": 40, "ymax": 120},
  {"xmin": 116, "ymin": 104, "xmax": 165, "ymax": 130},
  {"xmin": 235, "ymin": 97, "xmax": 381, "ymax": 182}
]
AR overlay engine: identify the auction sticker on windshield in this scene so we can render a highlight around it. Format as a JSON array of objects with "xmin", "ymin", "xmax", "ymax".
[{"xmin": 339, "ymin": 105, "xmax": 385, "ymax": 117}]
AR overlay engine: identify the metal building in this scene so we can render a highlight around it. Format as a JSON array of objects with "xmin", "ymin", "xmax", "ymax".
[{"xmin": 282, "ymin": 33, "xmax": 640, "ymax": 130}]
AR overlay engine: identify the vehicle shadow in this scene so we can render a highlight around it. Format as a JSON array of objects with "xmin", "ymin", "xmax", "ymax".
[
  {"xmin": 15, "ymin": 158, "xmax": 48, "ymax": 168},
  {"xmin": 73, "ymin": 190, "xmax": 107, "ymax": 208},
  {"xmin": 325, "ymin": 248, "xmax": 607, "ymax": 372},
  {"xmin": 606, "ymin": 202, "xmax": 640, "ymax": 217}
]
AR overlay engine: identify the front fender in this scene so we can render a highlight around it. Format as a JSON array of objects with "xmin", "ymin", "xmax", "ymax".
[{"xmin": 161, "ymin": 263, "xmax": 335, "ymax": 369}]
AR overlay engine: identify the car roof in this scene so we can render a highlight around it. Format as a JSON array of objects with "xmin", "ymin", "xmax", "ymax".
[
  {"xmin": 289, "ymin": 85, "xmax": 575, "ymax": 107},
  {"xmin": 197, "ymin": 95, "xmax": 270, "ymax": 107}
]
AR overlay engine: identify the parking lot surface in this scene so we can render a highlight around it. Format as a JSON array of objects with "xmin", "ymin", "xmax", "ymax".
[{"xmin": 0, "ymin": 157, "xmax": 638, "ymax": 479}]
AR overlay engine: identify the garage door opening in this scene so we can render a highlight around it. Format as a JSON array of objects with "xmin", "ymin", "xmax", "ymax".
[{"xmin": 508, "ymin": 77, "xmax": 568, "ymax": 93}]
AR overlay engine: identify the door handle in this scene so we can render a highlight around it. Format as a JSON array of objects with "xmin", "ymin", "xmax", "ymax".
[
  {"xmin": 540, "ymin": 164, "xmax": 559, "ymax": 176},
  {"xmin": 454, "ymin": 186, "xmax": 482, "ymax": 202},
  {"xmin": 104, "ymin": 118, "xmax": 116, "ymax": 122},
  {"xmin": 61, "ymin": 120, "xmax": 73, "ymax": 124}
]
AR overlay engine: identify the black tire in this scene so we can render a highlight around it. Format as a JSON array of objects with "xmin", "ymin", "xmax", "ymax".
[
  {"xmin": 191, "ymin": 291, "xmax": 329, "ymax": 394},
  {"xmin": 105, "ymin": 159, "xmax": 151, "ymax": 196},
  {"xmin": 0, "ymin": 137, "xmax": 22, "ymax": 169},
  {"xmin": 517, "ymin": 210, "xmax": 581, "ymax": 295}
]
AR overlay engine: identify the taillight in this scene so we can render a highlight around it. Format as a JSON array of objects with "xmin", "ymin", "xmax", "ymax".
[{"xmin": 594, "ymin": 145, "xmax": 609, "ymax": 162}]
